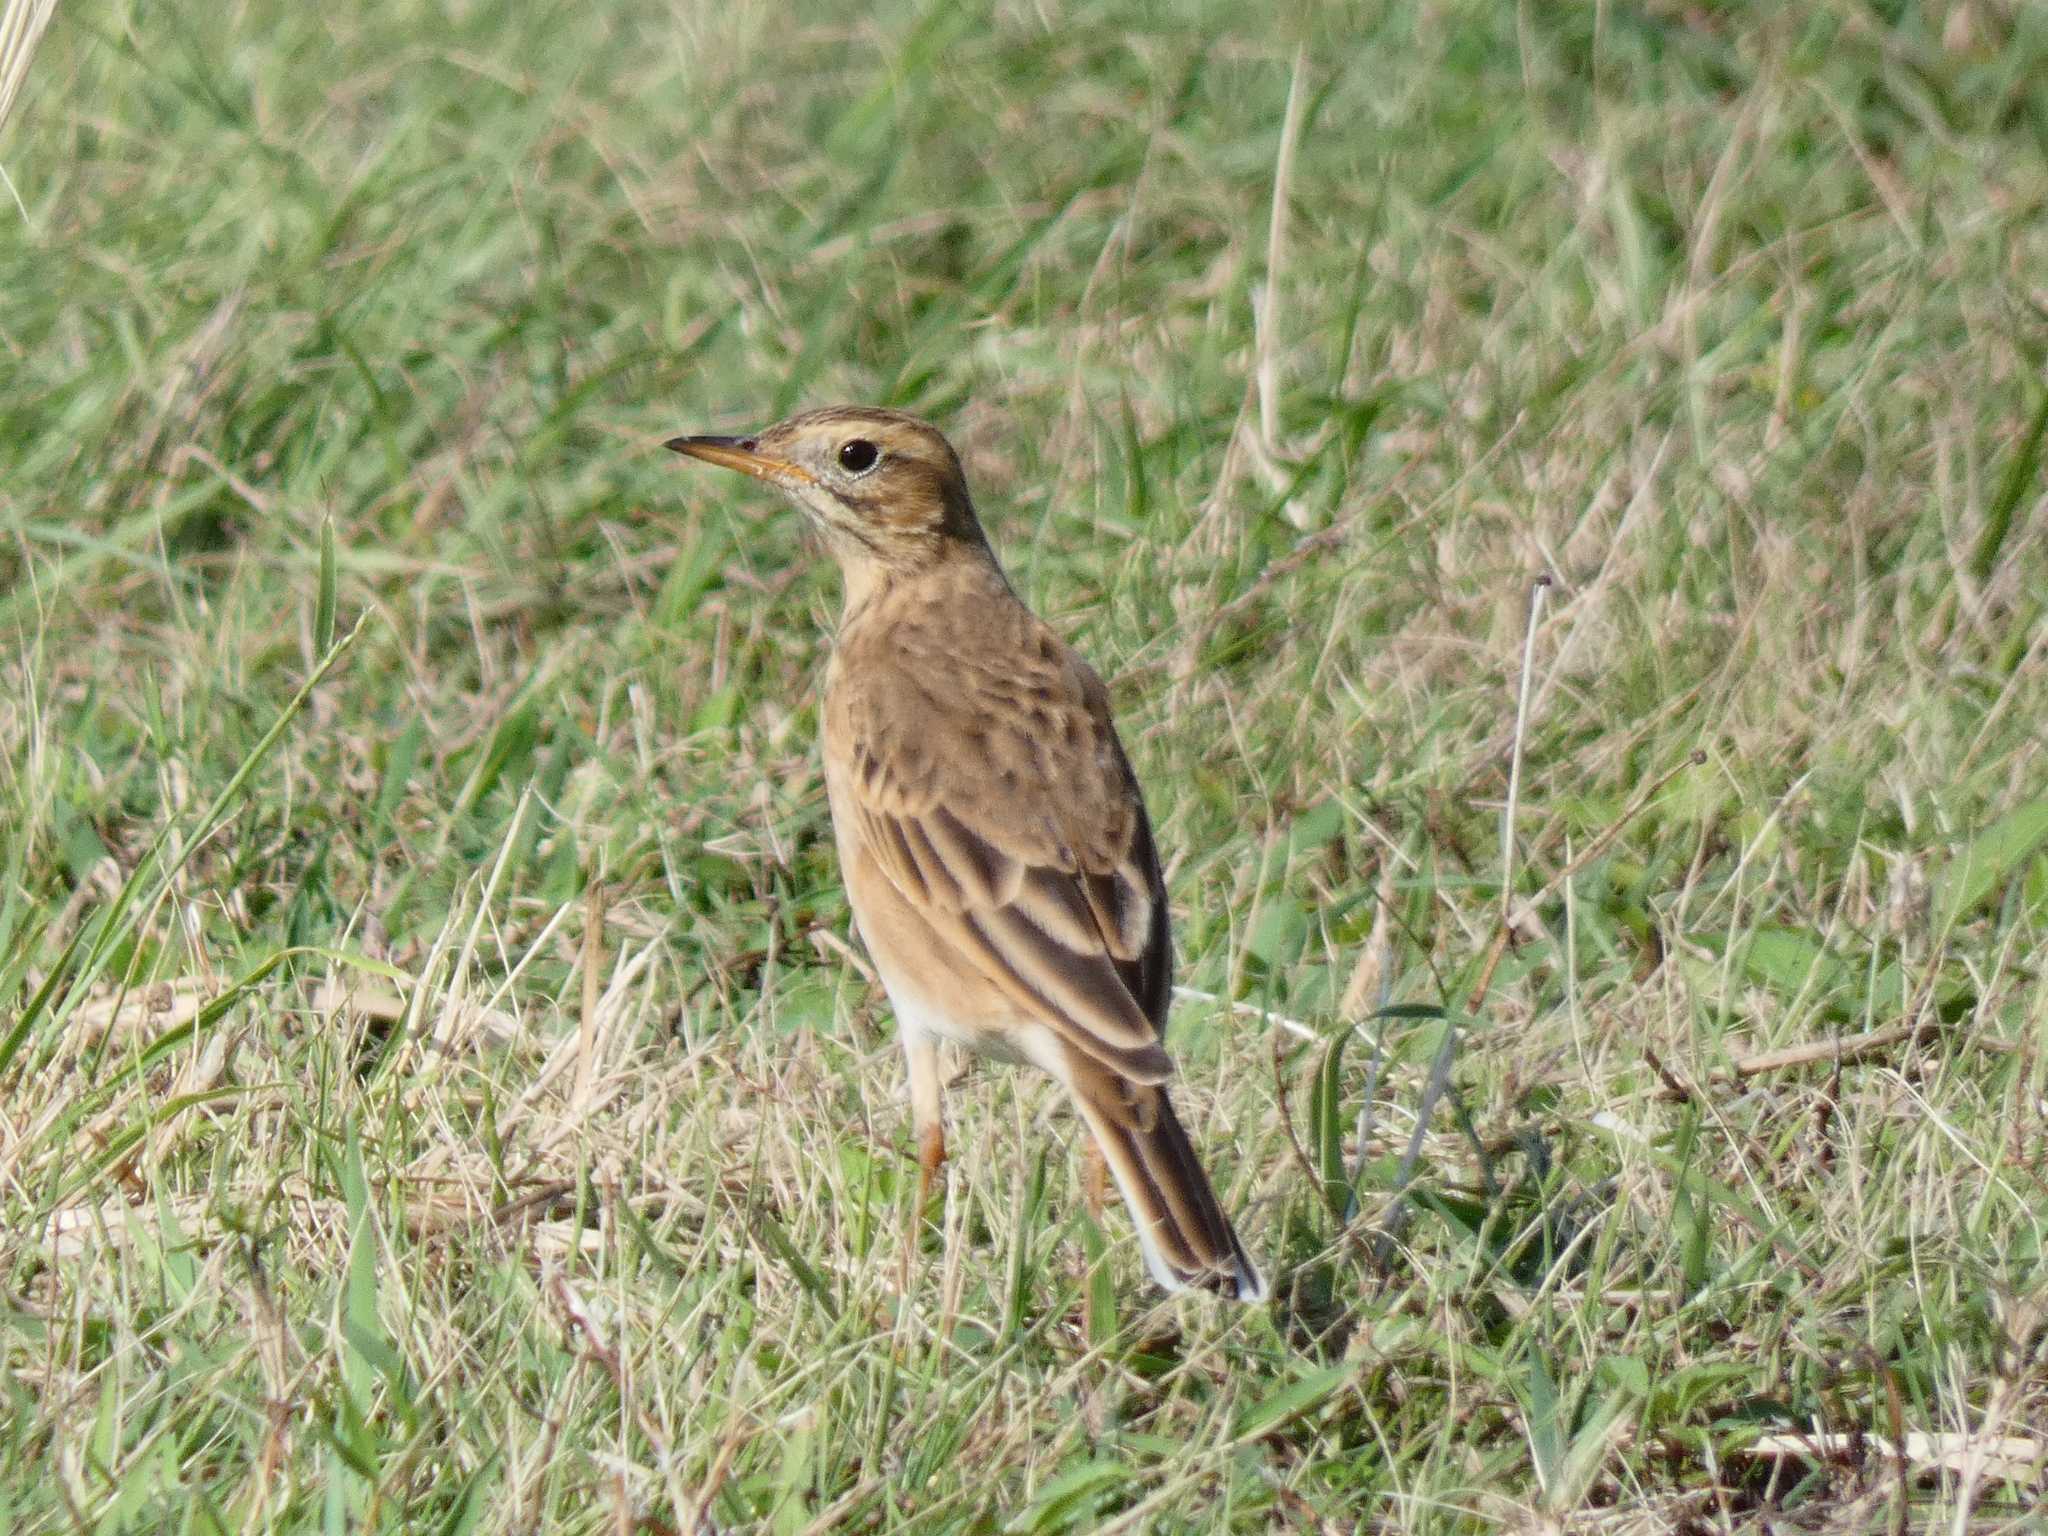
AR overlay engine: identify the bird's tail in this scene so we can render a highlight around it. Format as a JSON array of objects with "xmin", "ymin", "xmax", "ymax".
[{"xmin": 1068, "ymin": 1074, "xmax": 1265, "ymax": 1302}]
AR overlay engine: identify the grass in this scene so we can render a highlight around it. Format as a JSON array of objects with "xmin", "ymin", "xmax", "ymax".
[{"xmin": 3, "ymin": 0, "xmax": 2047, "ymax": 1530}]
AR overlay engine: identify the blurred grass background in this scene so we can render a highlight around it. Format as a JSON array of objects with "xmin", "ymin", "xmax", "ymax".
[{"xmin": 3, "ymin": 1, "xmax": 2046, "ymax": 1530}]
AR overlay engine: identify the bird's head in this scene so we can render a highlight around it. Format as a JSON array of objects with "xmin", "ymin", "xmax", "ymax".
[{"xmin": 666, "ymin": 407, "xmax": 987, "ymax": 586}]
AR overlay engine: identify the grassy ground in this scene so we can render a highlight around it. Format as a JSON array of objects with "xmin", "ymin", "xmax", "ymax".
[{"xmin": 4, "ymin": 0, "xmax": 2047, "ymax": 1530}]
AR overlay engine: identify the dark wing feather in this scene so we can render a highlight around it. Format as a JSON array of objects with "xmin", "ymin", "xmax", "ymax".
[{"xmin": 833, "ymin": 612, "xmax": 1174, "ymax": 1083}]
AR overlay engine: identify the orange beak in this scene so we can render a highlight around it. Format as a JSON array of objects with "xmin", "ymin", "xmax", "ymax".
[{"xmin": 663, "ymin": 434, "xmax": 817, "ymax": 488}]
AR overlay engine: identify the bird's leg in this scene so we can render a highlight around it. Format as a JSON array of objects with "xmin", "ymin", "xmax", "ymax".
[
  {"xmin": 1078, "ymin": 1136, "xmax": 1110, "ymax": 1338},
  {"xmin": 1082, "ymin": 1138, "xmax": 1108, "ymax": 1224},
  {"xmin": 894, "ymin": 1030, "xmax": 946, "ymax": 1318},
  {"xmin": 904, "ymin": 1029, "xmax": 946, "ymax": 1218},
  {"xmin": 917, "ymin": 1121, "xmax": 947, "ymax": 1213}
]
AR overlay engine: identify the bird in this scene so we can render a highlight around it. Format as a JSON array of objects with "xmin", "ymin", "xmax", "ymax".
[{"xmin": 665, "ymin": 406, "xmax": 1264, "ymax": 1302}]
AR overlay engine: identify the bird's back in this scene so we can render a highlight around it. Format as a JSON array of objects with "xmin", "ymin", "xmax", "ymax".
[
  {"xmin": 826, "ymin": 560, "xmax": 1138, "ymax": 891},
  {"xmin": 822, "ymin": 554, "xmax": 1174, "ymax": 1063}
]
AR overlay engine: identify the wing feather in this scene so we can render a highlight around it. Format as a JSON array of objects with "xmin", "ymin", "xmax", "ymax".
[{"xmin": 831, "ymin": 619, "xmax": 1175, "ymax": 1084}]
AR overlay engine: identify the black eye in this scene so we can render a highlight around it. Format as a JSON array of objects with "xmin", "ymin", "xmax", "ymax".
[{"xmin": 837, "ymin": 438, "xmax": 880, "ymax": 474}]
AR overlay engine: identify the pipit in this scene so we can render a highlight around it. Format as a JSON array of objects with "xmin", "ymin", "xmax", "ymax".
[{"xmin": 666, "ymin": 407, "xmax": 1264, "ymax": 1301}]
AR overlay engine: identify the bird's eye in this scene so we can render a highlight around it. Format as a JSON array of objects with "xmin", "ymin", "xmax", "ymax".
[{"xmin": 837, "ymin": 438, "xmax": 880, "ymax": 474}]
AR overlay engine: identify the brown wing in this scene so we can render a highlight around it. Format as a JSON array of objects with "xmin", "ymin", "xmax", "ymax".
[{"xmin": 830, "ymin": 603, "xmax": 1173, "ymax": 1084}]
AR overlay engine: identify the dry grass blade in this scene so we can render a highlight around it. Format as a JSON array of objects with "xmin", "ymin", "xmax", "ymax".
[
  {"xmin": 1253, "ymin": 44, "xmax": 1309, "ymax": 486},
  {"xmin": 1737, "ymin": 1431, "xmax": 2044, "ymax": 1486},
  {"xmin": 0, "ymin": 0, "xmax": 55, "ymax": 220},
  {"xmin": 0, "ymin": 0, "xmax": 56, "ymax": 141}
]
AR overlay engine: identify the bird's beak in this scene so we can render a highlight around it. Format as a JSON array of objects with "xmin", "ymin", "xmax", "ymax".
[{"xmin": 663, "ymin": 434, "xmax": 817, "ymax": 488}]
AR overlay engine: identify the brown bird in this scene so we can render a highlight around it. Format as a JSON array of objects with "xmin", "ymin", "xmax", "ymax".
[{"xmin": 666, "ymin": 406, "xmax": 1264, "ymax": 1301}]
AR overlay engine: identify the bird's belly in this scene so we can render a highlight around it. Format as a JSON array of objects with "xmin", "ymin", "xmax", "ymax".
[
  {"xmin": 886, "ymin": 980, "xmax": 1035, "ymax": 1065},
  {"xmin": 825, "ymin": 760, "xmax": 1070, "ymax": 1078}
]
